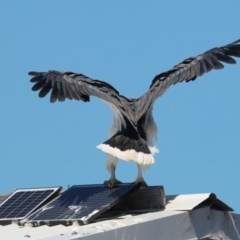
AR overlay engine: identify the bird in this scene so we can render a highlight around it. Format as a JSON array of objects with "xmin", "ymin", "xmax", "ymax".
[{"xmin": 29, "ymin": 39, "xmax": 240, "ymax": 187}]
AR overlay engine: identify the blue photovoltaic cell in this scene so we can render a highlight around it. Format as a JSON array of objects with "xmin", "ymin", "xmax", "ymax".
[
  {"xmin": 26, "ymin": 184, "xmax": 135, "ymax": 224},
  {"xmin": 0, "ymin": 187, "xmax": 60, "ymax": 220}
]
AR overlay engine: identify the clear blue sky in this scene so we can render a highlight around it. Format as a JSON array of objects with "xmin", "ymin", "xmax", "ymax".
[{"xmin": 1, "ymin": 1, "xmax": 240, "ymax": 212}]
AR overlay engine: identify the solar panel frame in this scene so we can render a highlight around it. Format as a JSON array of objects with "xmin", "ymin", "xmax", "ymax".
[
  {"xmin": 0, "ymin": 187, "xmax": 61, "ymax": 220},
  {"xmin": 26, "ymin": 183, "xmax": 137, "ymax": 225}
]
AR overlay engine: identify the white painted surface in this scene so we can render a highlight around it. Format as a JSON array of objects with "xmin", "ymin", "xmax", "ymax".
[
  {"xmin": 1, "ymin": 193, "xmax": 240, "ymax": 240},
  {"xmin": 165, "ymin": 193, "xmax": 214, "ymax": 210}
]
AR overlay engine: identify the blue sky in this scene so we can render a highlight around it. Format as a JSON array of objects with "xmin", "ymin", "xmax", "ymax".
[{"xmin": 1, "ymin": 1, "xmax": 240, "ymax": 212}]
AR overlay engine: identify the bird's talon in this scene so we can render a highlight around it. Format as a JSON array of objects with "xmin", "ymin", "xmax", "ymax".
[
  {"xmin": 104, "ymin": 179, "xmax": 122, "ymax": 188},
  {"xmin": 132, "ymin": 180, "xmax": 148, "ymax": 189}
]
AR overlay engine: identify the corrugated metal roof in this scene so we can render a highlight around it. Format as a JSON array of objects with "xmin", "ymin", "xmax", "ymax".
[
  {"xmin": 0, "ymin": 194, "xmax": 9, "ymax": 204},
  {"xmin": 1, "ymin": 207, "xmax": 240, "ymax": 240},
  {"xmin": 0, "ymin": 192, "xmax": 239, "ymax": 240}
]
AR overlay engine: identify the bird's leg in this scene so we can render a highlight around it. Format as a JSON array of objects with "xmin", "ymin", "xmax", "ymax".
[
  {"xmin": 104, "ymin": 154, "xmax": 122, "ymax": 188},
  {"xmin": 133, "ymin": 164, "xmax": 148, "ymax": 188}
]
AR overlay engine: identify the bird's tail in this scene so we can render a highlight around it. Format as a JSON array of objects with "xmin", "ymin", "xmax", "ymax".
[{"xmin": 96, "ymin": 131, "xmax": 155, "ymax": 165}]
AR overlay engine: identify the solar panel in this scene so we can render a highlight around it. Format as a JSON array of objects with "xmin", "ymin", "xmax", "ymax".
[
  {"xmin": 0, "ymin": 187, "xmax": 61, "ymax": 220},
  {"xmin": 26, "ymin": 183, "xmax": 136, "ymax": 224}
]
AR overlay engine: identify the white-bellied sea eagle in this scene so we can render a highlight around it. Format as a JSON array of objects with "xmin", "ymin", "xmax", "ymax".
[{"xmin": 29, "ymin": 39, "xmax": 240, "ymax": 187}]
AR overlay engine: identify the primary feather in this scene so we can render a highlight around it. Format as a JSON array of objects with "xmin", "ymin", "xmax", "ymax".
[{"xmin": 29, "ymin": 39, "xmax": 240, "ymax": 186}]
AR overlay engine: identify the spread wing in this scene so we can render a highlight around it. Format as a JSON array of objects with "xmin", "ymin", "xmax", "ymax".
[
  {"xmin": 137, "ymin": 39, "xmax": 240, "ymax": 119},
  {"xmin": 29, "ymin": 71, "xmax": 130, "ymax": 119}
]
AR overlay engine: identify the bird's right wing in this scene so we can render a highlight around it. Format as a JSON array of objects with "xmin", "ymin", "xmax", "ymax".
[
  {"xmin": 29, "ymin": 71, "xmax": 129, "ymax": 118},
  {"xmin": 137, "ymin": 39, "xmax": 240, "ymax": 119}
]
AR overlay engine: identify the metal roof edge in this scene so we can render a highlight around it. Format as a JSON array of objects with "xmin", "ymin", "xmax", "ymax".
[{"xmin": 165, "ymin": 193, "xmax": 233, "ymax": 211}]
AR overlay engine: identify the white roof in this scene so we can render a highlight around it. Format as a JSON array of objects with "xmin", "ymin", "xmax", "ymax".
[
  {"xmin": 0, "ymin": 193, "xmax": 239, "ymax": 240},
  {"xmin": 1, "ymin": 208, "xmax": 240, "ymax": 240},
  {"xmin": 165, "ymin": 193, "xmax": 232, "ymax": 211}
]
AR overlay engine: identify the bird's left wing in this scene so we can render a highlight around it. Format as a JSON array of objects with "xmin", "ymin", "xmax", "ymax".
[
  {"xmin": 29, "ymin": 71, "xmax": 127, "ymax": 116},
  {"xmin": 137, "ymin": 39, "xmax": 240, "ymax": 119}
]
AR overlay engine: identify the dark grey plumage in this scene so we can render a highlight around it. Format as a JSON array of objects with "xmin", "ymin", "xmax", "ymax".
[
  {"xmin": 136, "ymin": 39, "xmax": 240, "ymax": 120},
  {"xmin": 29, "ymin": 39, "xmax": 240, "ymax": 186},
  {"xmin": 30, "ymin": 39, "xmax": 240, "ymax": 124}
]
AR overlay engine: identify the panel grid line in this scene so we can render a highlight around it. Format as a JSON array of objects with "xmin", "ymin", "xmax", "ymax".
[
  {"xmin": 0, "ymin": 187, "xmax": 60, "ymax": 220},
  {"xmin": 26, "ymin": 184, "xmax": 135, "ymax": 224}
]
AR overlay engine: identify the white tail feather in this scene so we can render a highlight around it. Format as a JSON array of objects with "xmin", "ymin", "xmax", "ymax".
[
  {"xmin": 148, "ymin": 145, "xmax": 159, "ymax": 155},
  {"xmin": 97, "ymin": 144, "xmax": 155, "ymax": 165}
]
